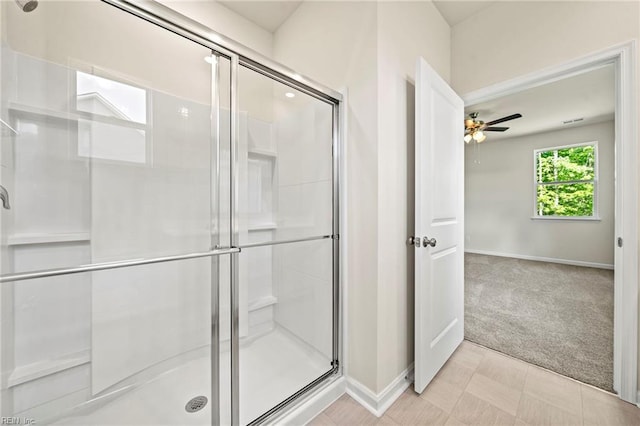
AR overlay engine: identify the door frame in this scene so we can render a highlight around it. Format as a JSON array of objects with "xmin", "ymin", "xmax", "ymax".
[{"xmin": 461, "ymin": 41, "xmax": 638, "ymax": 404}]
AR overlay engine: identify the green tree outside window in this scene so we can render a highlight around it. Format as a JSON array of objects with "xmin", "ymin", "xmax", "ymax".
[{"xmin": 535, "ymin": 144, "xmax": 596, "ymax": 217}]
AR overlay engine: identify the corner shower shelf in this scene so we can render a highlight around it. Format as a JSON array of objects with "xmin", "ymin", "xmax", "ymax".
[
  {"xmin": 9, "ymin": 102, "xmax": 147, "ymax": 131},
  {"xmin": 248, "ymin": 148, "xmax": 277, "ymax": 158},
  {"xmin": 8, "ymin": 349, "xmax": 90, "ymax": 388},
  {"xmin": 248, "ymin": 295, "xmax": 277, "ymax": 312},
  {"xmin": 248, "ymin": 222, "xmax": 277, "ymax": 231},
  {"xmin": 7, "ymin": 232, "xmax": 91, "ymax": 246}
]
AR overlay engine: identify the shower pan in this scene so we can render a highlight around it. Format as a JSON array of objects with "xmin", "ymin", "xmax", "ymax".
[{"xmin": 0, "ymin": 1, "xmax": 342, "ymax": 425}]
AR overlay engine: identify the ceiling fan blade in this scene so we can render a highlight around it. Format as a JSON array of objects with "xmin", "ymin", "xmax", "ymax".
[
  {"xmin": 485, "ymin": 113, "xmax": 522, "ymax": 126},
  {"xmin": 484, "ymin": 126, "xmax": 509, "ymax": 132}
]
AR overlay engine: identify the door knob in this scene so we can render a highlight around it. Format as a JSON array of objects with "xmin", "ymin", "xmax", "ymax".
[
  {"xmin": 423, "ymin": 237, "xmax": 436, "ymax": 248},
  {"xmin": 408, "ymin": 236, "xmax": 420, "ymax": 248}
]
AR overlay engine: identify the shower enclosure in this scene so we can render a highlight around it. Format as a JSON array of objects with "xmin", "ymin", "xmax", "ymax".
[{"xmin": 0, "ymin": 1, "xmax": 342, "ymax": 424}]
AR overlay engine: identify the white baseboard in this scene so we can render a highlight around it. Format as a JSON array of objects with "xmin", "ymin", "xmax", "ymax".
[
  {"xmin": 271, "ymin": 376, "xmax": 346, "ymax": 425},
  {"xmin": 636, "ymin": 390, "xmax": 640, "ymax": 407},
  {"xmin": 465, "ymin": 249, "xmax": 614, "ymax": 270},
  {"xmin": 346, "ymin": 364, "xmax": 414, "ymax": 417}
]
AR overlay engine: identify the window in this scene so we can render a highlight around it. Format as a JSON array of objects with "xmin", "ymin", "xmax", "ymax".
[
  {"xmin": 76, "ymin": 71, "xmax": 148, "ymax": 164},
  {"xmin": 534, "ymin": 142, "xmax": 597, "ymax": 218}
]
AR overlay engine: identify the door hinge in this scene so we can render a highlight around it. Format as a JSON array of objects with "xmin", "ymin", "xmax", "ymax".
[
  {"xmin": 618, "ymin": 237, "xmax": 623, "ymax": 248},
  {"xmin": 331, "ymin": 359, "xmax": 340, "ymax": 369},
  {"xmin": 332, "ymin": 234, "xmax": 340, "ymax": 240}
]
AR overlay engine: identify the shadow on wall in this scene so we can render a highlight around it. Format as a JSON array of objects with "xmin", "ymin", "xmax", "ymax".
[{"xmin": 406, "ymin": 79, "xmax": 416, "ymax": 361}]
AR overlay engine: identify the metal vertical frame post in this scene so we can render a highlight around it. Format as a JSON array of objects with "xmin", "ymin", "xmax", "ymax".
[
  {"xmin": 229, "ymin": 53, "xmax": 241, "ymax": 426},
  {"xmin": 331, "ymin": 102, "xmax": 341, "ymax": 368},
  {"xmin": 210, "ymin": 51, "xmax": 221, "ymax": 426}
]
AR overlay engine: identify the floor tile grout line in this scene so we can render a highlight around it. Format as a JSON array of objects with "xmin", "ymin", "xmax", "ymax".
[
  {"xmin": 579, "ymin": 384, "xmax": 584, "ymax": 426},
  {"xmin": 512, "ymin": 364, "xmax": 532, "ymax": 421},
  {"xmin": 519, "ymin": 387, "xmax": 584, "ymax": 423},
  {"xmin": 449, "ymin": 348, "xmax": 487, "ymax": 424}
]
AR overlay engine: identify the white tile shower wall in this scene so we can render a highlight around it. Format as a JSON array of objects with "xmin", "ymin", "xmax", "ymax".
[
  {"xmin": 91, "ymin": 259, "xmax": 211, "ymax": 394},
  {"xmin": 244, "ymin": 120, "xmax": 276, "ymax": 339},
  {"xmin": 12, "ymin": 243, "xmax": 90, "ymax": 366},
  {"xmin": 13, "ymin": 364, "xmax": 90, "ymax": 415},
  {"xmin": 12, "ymin": 57, "xmax": 90, "ymax": 237},
  {"xmin": 1, "ymin": 48, "xmax": 215, "ymax": 409},
  {"xmin": 90, "ymin": 92, "xmax": 213, "ymax": 394},
  {"xmin": 273, "ymin": 100, "xmax": 333, "ymax": 359},
  {"xmin": 2, "ymin": 51, "xmax": 92, "ymax": 415},
  {"xmin": 247, "ymin": 113, "xmax": 275, "ymax": 154},
  {"xmin": 274, "ymin": 241, "xmax": 332, "ymax": 360}
]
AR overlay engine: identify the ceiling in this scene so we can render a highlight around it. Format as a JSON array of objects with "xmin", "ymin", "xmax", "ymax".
[
  {"xmin": 217, "ymin": 1, "xmax": 495, "ymax": 34},
  {"xmin": 214, "ymin": 1, "xmax": 614, "ymax": 143},
  {"xmin": 465, "ymin": 64, "xmax": 615, "ymax": 142},
  {"xmin": 219, "ymin": 1, "xmax": 497, "ymax": 33},
  {"xmin": 218, "ymin": 1, "xmax": 302, "ymax": 33},
  {"xmin": 433, "ymin": 1, "xmax": 496, "ymax": 26}
]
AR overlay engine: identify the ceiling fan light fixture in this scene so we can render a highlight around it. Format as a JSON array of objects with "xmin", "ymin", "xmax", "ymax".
[
  {"xmin": 472, "ymin": 130, "xmax": 484, "ymax": 141},
  {"xmin": 463, "ymin": 112, "xmax": 522, "ymax": 143}
]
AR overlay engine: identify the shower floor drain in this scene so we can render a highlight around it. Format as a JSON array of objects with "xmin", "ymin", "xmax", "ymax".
[{"xmin": 185, "ymin": 396, "xmax": 208, "ymax": 413}]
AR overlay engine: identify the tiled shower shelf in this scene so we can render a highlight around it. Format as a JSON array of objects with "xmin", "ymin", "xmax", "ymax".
[
  {"xmin": 248, "ymin": 223, "xmax": 277, "ymax": 231},
  {"xmin": 248, "ymin": 295, "xmax": 277, "ymax": 312},
  {"xmin": 8, "ymin": 349, "xmax": 90, "ymax": 387},
  {"xmin": 248, "ymin": 148, "xmax": 277, "ymax": 158},
  {"xmin": 7, "ymin": 232, "xmax": 91, "ymax": 246},
  {"xmin": 9, "ymin": 102, "xmax": 146, "ymax": 131}
]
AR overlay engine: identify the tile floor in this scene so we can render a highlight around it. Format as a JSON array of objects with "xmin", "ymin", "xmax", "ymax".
[{"xmin": 310, "ymin": 341, "xmax": 640, "ymax": 425}]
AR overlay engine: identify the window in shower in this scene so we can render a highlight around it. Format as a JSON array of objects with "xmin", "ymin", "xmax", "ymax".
[{"xmin": 76, "ymin": 71, "xmax": 149, "ymax": 164}]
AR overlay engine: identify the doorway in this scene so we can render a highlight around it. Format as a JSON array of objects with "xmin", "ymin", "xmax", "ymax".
[{"xmin": 461, "ymin": 43, "xmax": 638, "ymax": 403}]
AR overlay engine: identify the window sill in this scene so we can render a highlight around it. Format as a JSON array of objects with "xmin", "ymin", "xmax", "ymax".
[{"xmin": 530, "ymin": 216, "xmax": 601, "ymax": 222}]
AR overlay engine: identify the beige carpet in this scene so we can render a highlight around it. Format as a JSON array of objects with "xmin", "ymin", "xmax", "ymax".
[{"xmin": 464, "ymin": 253, "xmax": 614, "ymax": 392}]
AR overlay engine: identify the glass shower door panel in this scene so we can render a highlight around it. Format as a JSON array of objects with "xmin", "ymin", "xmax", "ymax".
[
  {"xmin": 2, "ymin": 0, "xmax": 215, "ymax": 266},
  {"xmin": 3, "ymin": 258, "xmax": 212, "ymax": 425},
  {"xmin": 0, "ymin": 1, "xmax": 220, "ymax": 424},
  {"xmin": 235, "ymin": 64, "xmax": 336, "ymax": 423},
  {"xmin": 237, "ymin": 66, "xmax": 334, "ymax": 247},
  {"xmin": 239, "ymin": 239, "xmax": 334, "ymax": 424}
]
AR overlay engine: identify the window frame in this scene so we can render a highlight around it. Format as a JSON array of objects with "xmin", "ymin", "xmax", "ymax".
[{"xmin": 532, "ymin": 141, "xmax": 600, "ymax": 220}]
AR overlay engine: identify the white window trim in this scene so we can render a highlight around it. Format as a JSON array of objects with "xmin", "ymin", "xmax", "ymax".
[{"xmin": 532, "ymin": 141, "xmax": 599, "ymax": 220}]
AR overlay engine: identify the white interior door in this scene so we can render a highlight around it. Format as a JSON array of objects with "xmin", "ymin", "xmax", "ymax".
[{"xmin": 414, "ymin": 57, "xmax": 465, "ymax": 394}]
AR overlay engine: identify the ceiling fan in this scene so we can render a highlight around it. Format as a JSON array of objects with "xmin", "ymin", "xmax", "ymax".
[{"xmin": 464, "ymin": 112, "xmax": 522, "ymax": 143}]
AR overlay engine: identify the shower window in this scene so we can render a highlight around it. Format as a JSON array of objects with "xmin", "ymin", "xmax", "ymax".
[{"xmin": 76, "ymin": 71, "xmax": 149, "ymax": 164}]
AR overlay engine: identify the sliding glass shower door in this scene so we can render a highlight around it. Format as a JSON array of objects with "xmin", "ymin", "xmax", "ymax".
[
  {"xmin": 233, "ymin": 64, "xmax": 337, "ymax": 425},
  {"xmin": 0, "ymin": 1, "xmax": 221, "ymax": 424},
  {"xmin": 0, "ymin": 1, "xmax": 341, "ymax": 424}
]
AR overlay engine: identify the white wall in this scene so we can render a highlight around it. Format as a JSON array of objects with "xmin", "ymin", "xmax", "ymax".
[
  {"xmin": 465, "ymin": 121, "xmax": 615, "ymax": 266},
  {"xmin": 274, "ymin": 1, "xmax": 451, "ymax": 393},
  {"xmin": 160, "ymin": 0, "xmax": 273, "ymax": 58},
  {"xmin": 451, "ymin": 1, "xmax": 640, "ymax": 95},
  {"xmin": 275, "ymin": 1, "xmax": 381, "ymax": 391},
  {"xmin": 375, "ymin": 0, "xmax": 450, "ymax": 391},
  {"xmin": 450, "ymin": 0, "xmax": 640, "ymax": 395}
]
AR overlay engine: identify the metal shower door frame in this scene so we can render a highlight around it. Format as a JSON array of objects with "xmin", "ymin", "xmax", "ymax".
[{"xmin": 99, "ymin": 1, "xmax": 343, "ymax": 425}]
